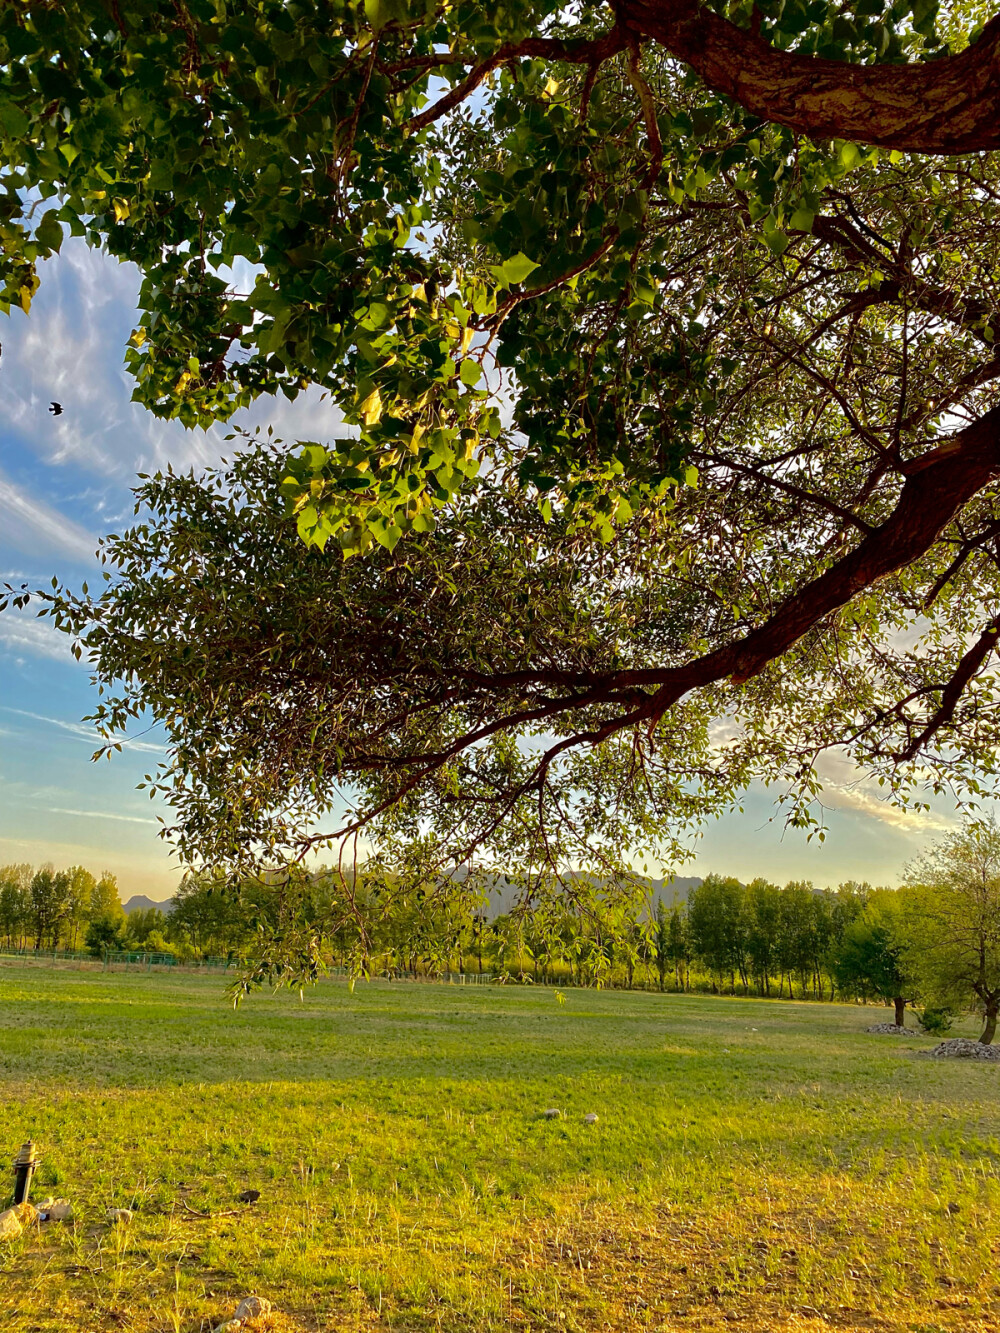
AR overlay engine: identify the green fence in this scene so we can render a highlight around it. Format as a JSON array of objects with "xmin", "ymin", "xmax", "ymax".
[
  {"xmin": 0, "ymin": 946, "xmax": 233, "ymax": 973},
  {"xmin": 0, "ymin": 948, "xmax": 496, "ymax": 983}
]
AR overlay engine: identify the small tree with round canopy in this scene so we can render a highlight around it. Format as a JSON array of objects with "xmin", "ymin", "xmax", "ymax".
[
  {"xmin": 900, "ymin": 822, "xmax": 1000, "ymax": 1045},
  {"xmin": 832, "ymin": 891, "xmax": 915, "ymax": 1027}
]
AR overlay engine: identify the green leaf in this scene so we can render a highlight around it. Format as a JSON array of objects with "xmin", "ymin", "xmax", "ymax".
[
  {"xmin": 459, "ymin": 360, "xmax": 482, "ymax": 387},
  {"xmin": 35, "ymin": 210, "xmax": 63, "ymax": 253},
  {"xmin": 364, "ymin": 0, "xmax": 407, "ymax": 31},
  {"xmin": 371, "ymin": 518, "xmax": 402, "ymax": 551},
  {"xmin": 365, "ymin": 302, "xmax": 391, "ymax": 329},
  {"xmin": 788, "ymin": 208, "xmax": 815, "ymax": 232},
  {"xmin": 501, "ymin": 253, "xmax": 540, "ymax": 286},
  {"xmin": 0, "ymin": 102, "xmax": 28, "ymax": 138}
]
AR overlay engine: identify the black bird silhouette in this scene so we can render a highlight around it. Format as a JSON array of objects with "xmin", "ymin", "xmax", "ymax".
[{"xmin": 49, "ymin": 401, "xmax": 63, "ymax": 416}]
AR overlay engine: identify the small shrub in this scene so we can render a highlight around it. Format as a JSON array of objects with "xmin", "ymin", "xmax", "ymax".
[{"xmin": 919, "ymin": 1006, "xmax": 954, "ymax": 1035}]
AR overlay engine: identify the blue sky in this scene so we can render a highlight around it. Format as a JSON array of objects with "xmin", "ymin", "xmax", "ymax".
[{"xmin": 0, "ymin": 239, "xmax": 957, "ymax": 900}]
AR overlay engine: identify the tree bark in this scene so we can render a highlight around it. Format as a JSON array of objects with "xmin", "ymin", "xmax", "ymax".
[
  {"xmin": 618, "ymin": 1, "xmax": 1000, "ymax": 154},
  {"xmin": 979, "ymin": 999, "xmax": 998, "ymax": 1045},
  {"xmin": 893, "ymin": 995, "xmax": 906, "ymax": 1027}
]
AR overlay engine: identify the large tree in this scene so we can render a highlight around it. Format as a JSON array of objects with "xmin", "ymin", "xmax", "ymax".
[
  {"xmin": 900, "ymin": 821, "xmax": 1000, "ymax": 1044},
  {"xmin": 6, "ymin": 2, "xmax": 1000, "ymax": 968}
]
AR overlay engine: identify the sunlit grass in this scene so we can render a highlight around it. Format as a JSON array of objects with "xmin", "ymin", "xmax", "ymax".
[{"xmin": 1, "ymin": 968, "xmax": 999, "ymax": 1330}]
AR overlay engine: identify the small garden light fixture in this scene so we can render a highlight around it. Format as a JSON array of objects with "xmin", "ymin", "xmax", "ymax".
[{"xmin": 13, "ymin": 1141, "xmax": 38, "ymax": 1205}]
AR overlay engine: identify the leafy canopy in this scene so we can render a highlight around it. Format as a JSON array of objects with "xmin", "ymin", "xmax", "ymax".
[{"xmin": 4, "ymin": 0, "xmax": 1000, "ymax": 913}]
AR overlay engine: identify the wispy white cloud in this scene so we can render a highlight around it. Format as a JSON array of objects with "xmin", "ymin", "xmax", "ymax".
[
  {"xmin": 1, "ymin": 239, "xmax": 345, "ymax": 492},
  {"xmin": 0, "ymin": 611, "xmax": 78, "ymax": 663},
  {"xmin": 812, "ymin": 748, "xmax": 956, "ymax": 834},
  {"xmin": 47, "ymin": 805, "xmax": 160, "ymax": 827},
  {"xmin": 821, "ymin": 782, "xmax": 954, "ymax": 833},
  {"xmin": 0, "ymin": 472, "xmax": 97, "ymax": 563},
  {"xmin": 0, "ymin": 704, "xmax": 166, "ymax": 754}
]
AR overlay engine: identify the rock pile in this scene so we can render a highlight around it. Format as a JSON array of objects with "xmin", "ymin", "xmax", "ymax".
[
  {"xmin": 931, "ymin": 1038, "xmax": 1000, "ymax": 1060},
  {"xmin": 0, "ymin": 1198, "xmax": 75, "ymax": 1239},
  {"xmin": 866, "ymin": 1023, "xmax": 912, "ymax": 1035}
]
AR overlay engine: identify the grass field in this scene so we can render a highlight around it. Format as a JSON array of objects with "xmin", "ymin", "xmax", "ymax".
[{"xmin": 2, "ymin": 969, "xmax": 999, "ymax": 1333}]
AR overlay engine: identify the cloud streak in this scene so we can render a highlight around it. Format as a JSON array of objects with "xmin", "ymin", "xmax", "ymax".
[
  {"xmin": 0, "ymin": 704, "xmax": 166, "ymax": 754},
  {"xmin": 813, "ymin": 748, "xmax": 956, "ymax": 834},
  {"xmin": 47, "ymin": 805, "xmax": 160, "ymax": 827},
  {"xmin": 821, "ymin": 781, "xmax": 955, "ymax": 833},
  {"xmin": 0, "ymin": 472, "xmax": 97, "ymax": 563},
  {"xmin": 0, "ymin": 611, "xmax": 78, "ymax": 663}
]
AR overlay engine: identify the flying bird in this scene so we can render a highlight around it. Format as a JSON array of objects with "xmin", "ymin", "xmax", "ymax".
[{"xmin": 49, "ymin": 401, "xmax": 63, "ymax": 416}]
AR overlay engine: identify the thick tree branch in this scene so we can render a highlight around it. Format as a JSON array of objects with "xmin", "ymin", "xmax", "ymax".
[
  {"xmin": 708, "ymin": 403, "xmax": 1000, "ymax": 686},
  {"xmin": 616, "ymin": 1, "xmax": 1000, "ymax": 153},
  {"xmin": 322, "ymin": 407, "xmax": 1000, "ymax": 768}
]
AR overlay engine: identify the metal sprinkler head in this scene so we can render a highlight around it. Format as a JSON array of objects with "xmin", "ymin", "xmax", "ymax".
[{"xmin": 13, "ymin": 1141, "xmax": 38, "ymax": 1206}]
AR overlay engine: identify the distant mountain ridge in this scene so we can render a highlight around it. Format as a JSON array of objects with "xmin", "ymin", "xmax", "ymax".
[
  {"xmin": 121, "ymin": 875, "xmax": 701, "ymax": 920},
  {"xmin": 122, "ymin": 894, "xmax": 175, "ymax": 915},
  {"xmin": 451, "ymin": 869, "xmax": 701, "ymax": 919}
]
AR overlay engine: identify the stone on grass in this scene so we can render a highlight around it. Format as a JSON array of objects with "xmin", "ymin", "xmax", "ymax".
[
  {"xmin": 866, "ymin": 1023, "xmax": 912, "ymax": 1035},
  {"xmin": 0, "ymin": 1202, "xmax": 38, "ymax": 1240},
  {"xmin": 233, "ymin": 1295, "xmax": 272, "ymax": 1320},
  {"xmin": 542, "ymin": 1108, "xmax": 561, "ymax": 1119},
  {"xmin": 107, "ymin": 1207, "xmax": 134, "ymax": 1224},
  {"xmin": 931, "ymin": 1038, "xmax": 1000, "ymax": 1060},
  {"xmin": 583, "ymin": 1113, "xmax": 599, "ymax": 1125},
  {"xmin": 38, "ymin": 1197, "xmax": 74, "ymax": 1222},
  {"xmin": 214, "ymin": 1294, "xmax": 272, "ymax": 1327}
]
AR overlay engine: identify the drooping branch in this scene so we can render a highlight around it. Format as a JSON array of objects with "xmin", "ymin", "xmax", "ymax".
[
  {"xmin": 895, "ymin": 615, "xmax": 1000, "ymax": 760},
  {"xmin": 810, "ymin": 215, "xmax": 998, "ymax": 339},
  {"xmin": 616, "ymin": 1, "xmax": 1000, "ymax": 153},
  {"xmin": 407, "ymin": 28, "xmax": 629, "ymax": 133}
]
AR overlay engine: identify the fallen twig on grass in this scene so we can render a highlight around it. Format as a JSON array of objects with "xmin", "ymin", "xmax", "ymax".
[{"xmin": 179, "ymin": 1200, "xmax": 244, "ymax": 1219}]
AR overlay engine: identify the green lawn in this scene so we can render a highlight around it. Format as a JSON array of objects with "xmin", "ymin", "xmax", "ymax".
[{"xmin": 1, "ymin": 967, "xmax": 999, "ymax": 1332}]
